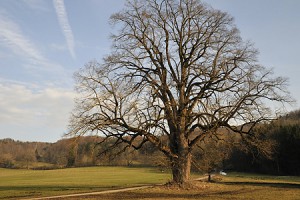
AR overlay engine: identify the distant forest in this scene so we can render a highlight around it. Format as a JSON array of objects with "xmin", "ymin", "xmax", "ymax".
[{"xmin": 1, "ymin": 110, "xmax": 300, "ymax": 175}]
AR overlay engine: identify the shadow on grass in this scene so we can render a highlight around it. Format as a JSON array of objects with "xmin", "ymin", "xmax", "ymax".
[
  {"xmin": 220, "ymin": 181, "xmax": 300, "ymax": 189},
  {"xmin": 0, "ymin": 185, "xmax": 107, "ymax": 191},
  {"xmin": 2, "ymin": 181, "xmax": 300, "ymax": 200},
  {"xmin": 0, "ymin": 185, "xmax": 256, "ymax": 200},
  {"xmin": 84, "ymin": 188, "xmax": 258, "ymax": 200},
  {"xmin": 83, "ymin": 181, "xmax": 300, "ymax": 200},
  {"xmin": 0, "ymin": 185, "xmax": 112, "ymax": 200}
]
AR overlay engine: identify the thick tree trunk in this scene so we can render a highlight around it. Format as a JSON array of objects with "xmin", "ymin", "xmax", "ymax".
[{"xmin": 171, "ymin": 152, "xmax": 192, "ymax": 184}]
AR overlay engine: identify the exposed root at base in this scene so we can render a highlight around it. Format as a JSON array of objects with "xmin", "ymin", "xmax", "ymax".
[{"xmin": 162, "ymin": 180, "xmax": 212, "ymax": 190}]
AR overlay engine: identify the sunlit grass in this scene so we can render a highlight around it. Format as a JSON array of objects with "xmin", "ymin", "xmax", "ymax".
[
  {"xmin": 0, "ymin": 167, "xmax": 171, "ymax": 199},
  {"xmin": 79, "ymin": 172, "xmax": 300, "ymax": 200},
  {"xmin": 1, "ymin": 168, "xmax": 300, "ymax": 200}
]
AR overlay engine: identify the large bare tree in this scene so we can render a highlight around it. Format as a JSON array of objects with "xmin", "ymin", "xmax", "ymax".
[{"xmin": 69, "ymin": 0, "xmax": 291, "ymax": 184}]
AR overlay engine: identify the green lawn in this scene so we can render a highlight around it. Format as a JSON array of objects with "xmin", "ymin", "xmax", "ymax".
[
  {"xmin": 1, "ymin": 168, "xmax": 300, "ymax": 200},
  {"xmin": 84, "ymin": 172, "xmax": 300, "ymax": 200},
  {"xmin": 0, "ymin": 166, "xmax": 171, "ymax": 199}
]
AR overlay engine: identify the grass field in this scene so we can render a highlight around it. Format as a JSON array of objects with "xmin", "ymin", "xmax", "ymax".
[
  {"xmin": 0, "ymin": 166, "xmax": 171, "ymax": 199},
  {"xmin": 83, "ymin": 172, "xmax": 300, "ymax": 200},
  {"xmin": 1, "ymin": 167, "xmax": 300, "ymax": 200}
]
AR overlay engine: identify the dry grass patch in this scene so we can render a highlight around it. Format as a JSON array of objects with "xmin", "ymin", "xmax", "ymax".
[{"xmin": 72, "ymin": 174, "xmax": 300, "ymax": 200}]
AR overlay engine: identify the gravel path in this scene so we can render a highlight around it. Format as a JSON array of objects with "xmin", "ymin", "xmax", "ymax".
[
  {"xmin": 22, "ymin": 185, "xmax": 153, "ymax": 200},
  {"xmin": 22, "ymin": 176, "xmax": 211, "ymax": 200}
]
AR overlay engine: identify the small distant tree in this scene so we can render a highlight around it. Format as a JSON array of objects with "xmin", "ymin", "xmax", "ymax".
[
  {"xmin": 35, "ymin": 148, "xmax": 43, "ymax": 162},
  {"xmin": 69, "ymin": 0, "xmax": 291, "ymax": 185},
  {"xmin": 193, "ymin": 138, "xmax": 229, "ymax": 181},
  {"xmin": 16, "ymin": 150, "xmax": 36, "ymax": 169},
  {"xmin": 0, "ymin": 153, "xmax": 15, "ymax": 168},
  {"xmin": 66, "ymin": 142, "xmax": 77, "ymax": 167}
]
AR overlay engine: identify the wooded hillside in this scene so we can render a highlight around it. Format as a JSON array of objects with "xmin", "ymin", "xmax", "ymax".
[
  {"xmin": 1, "ymin": 110, "xmax": 300, "ymax": 175},
  {"xmin": 0, "ymin": 136, "xmax": 166, "ymax": 169}
]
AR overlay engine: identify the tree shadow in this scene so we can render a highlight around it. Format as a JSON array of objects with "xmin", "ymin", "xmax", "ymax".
[
  {"xmin": 86, "ymin": 181, "xmax": 300, "ymax": 200},
  {"xmin": 2, "ymin": 181, "xmax": 300, "ymax": 199},
  {"xmin": 220, "ymin": 181, "xmax": 300, "ymax": 189},
  {"xmin": 0, "ymin": 185, "xmax": 105, "ymax": 191},
  {"xmin": 84, "ymin": 189, "xmax": 258, "ymax": 200},
  {"xmin": 0, "ymin": 185, "xmax": 107, "ymax": 199}
]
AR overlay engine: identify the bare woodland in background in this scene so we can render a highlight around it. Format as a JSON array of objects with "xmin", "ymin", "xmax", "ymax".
[{"xmin": 1, "ymin": 110, "xmax": 300, "ymax": 175}]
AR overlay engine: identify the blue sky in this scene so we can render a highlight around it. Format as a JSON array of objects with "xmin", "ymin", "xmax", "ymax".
[{"xmin": 0, "ymin": 0, "xmax": 299, "ymax": 142}]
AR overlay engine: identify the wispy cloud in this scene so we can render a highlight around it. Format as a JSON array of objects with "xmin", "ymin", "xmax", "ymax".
[
  {"xmin": 53, "ymin": 0, "xmax": 76, "ymax": 59},
  {"xmin": 0, "ymin": 12, "xmax": 72, "ymax": 85},
  {"xmin": 0, "ymin": 13, "xmax": 46, "ymax": 63}
]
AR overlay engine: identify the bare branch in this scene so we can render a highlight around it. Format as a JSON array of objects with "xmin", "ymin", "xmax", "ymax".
[{"xmin": 68, "ymin": 0, "xmax": 292, "ymax": 184}]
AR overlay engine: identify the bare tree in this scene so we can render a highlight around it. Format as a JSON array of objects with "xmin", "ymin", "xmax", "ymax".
[{"xmin": 69, "ymin": 0, "xmax": 291, "ymax": 185}]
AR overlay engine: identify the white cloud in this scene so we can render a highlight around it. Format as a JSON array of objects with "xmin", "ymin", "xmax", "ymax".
[
  {"xmin": 0, "ymin": 5, "xmax": 74, "ymax": 85},
  {"xmin": 53, "ymin": 0, "xmax": 76, "ymax": 59},
  {"xmin": 0, "ymin": 14, "xmax": 46, "ymax": 63},
  {"xmin": 0, "ymin": 12, "xmax": 67, "ymax": 75},
  {"xmin": 0, "ymin": 82, "xmax": 76, "ymax": 141}
]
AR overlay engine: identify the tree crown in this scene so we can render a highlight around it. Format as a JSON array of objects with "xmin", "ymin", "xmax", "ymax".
[{"xmin": 69, "ymin": 0, "xmax": 291, "ymax": 160}]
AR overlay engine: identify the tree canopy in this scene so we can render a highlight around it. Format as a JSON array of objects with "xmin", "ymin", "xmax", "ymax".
[{"xmin": 69, "ymin": 0, "xmax": 291, "ymax": 184}]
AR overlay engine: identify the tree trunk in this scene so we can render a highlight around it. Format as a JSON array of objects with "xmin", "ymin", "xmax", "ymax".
[
  {"xmin": 171, "ymin": 152, "xmax": 192, "ymax": 184},
  {"xmin": 208, "ymin": 173, "xmax": 211, "ymax": 182}
]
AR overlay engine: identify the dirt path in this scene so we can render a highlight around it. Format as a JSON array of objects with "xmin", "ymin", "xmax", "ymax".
[
  {"xmin": 22, "ymin": 176, "xmax": 211, "ymax": 200},
  {"xmin": 22, "ymin": 185, "xmax": 153, "ymax": 200}
]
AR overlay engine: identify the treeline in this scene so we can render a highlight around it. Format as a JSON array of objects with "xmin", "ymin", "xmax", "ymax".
[
  {"xmin": 0, "ymin": 136, "xmax": 166, "ymax": 170},
  {"xmin": 228, "ymin": 110, "xmax": 300, "ymax": 175},
  {"xmin": 1, "ymin": 110, "xmax": 300, "ymax": 175}
]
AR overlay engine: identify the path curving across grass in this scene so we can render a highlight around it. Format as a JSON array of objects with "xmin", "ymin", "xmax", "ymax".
[
  {"xmin": 0, "ymin": 166, "xmax": 171, "ymax": 199},
  {"xmin": 80, "ymin": 173, "xmax": 300, "ymax": 200},
  {"xmin": 1, "ymin": 168, "xmax": 300, "ymax": 200}
]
